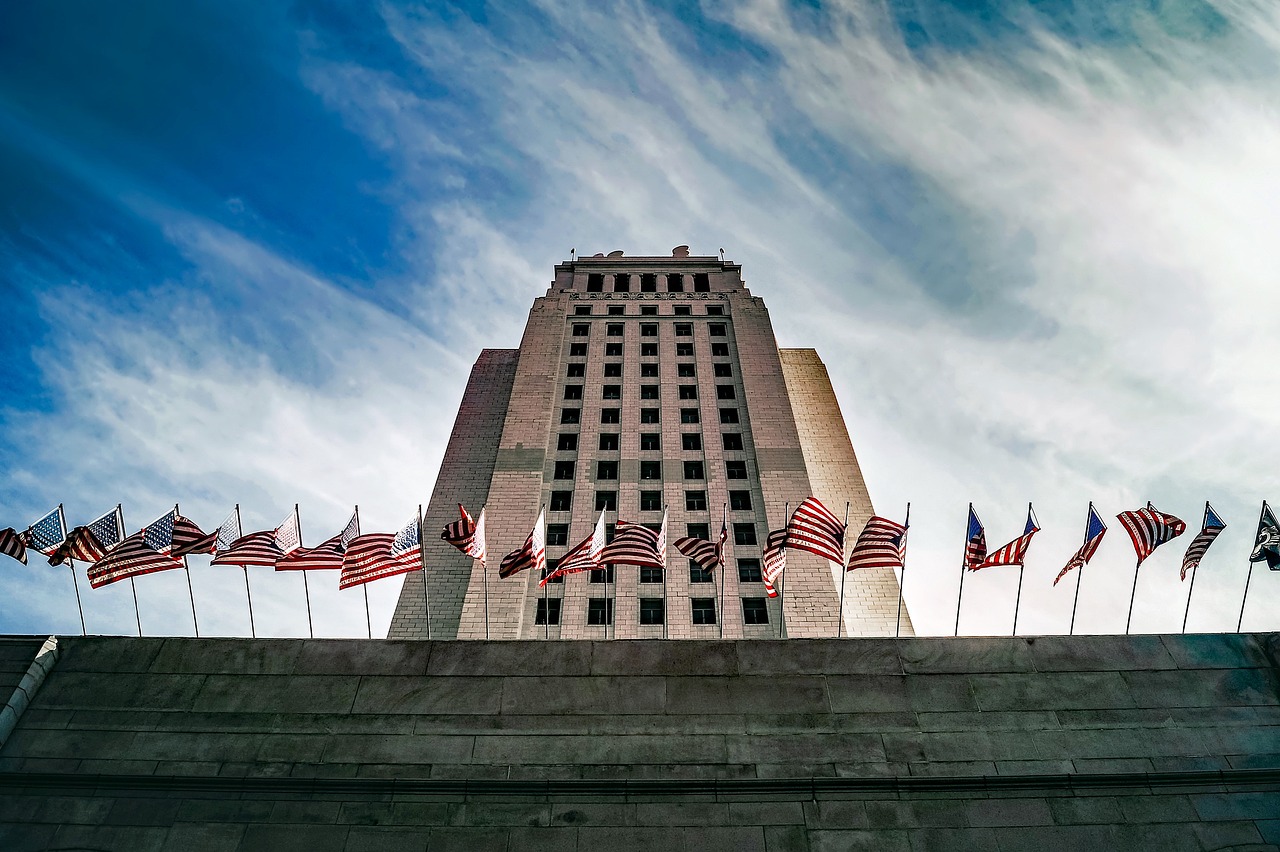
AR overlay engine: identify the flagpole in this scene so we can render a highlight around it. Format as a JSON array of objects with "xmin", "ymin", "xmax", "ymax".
[
  {"xmin": 1011, "ymin": 502, "xmax": 1030, "ymax": 637},
  {"xmin": 720, "ymin": 503, "xmax": 727, "ymax": 640},
  {"xmin": 419, "ymin": 504, "xmax": 431, "ymax": 640},
  {"xmin": 130, "ymin": 578, "xmax": 143, "ymax": 637},
  {"xmin": 482, "ymin": 504, "xmax": 490, "ymax": 641},
  {"xmin": 173, "ymin": 504, "xmax": 200, "ymax": 638},
  {"xmin": 235, "ymin": 505, "xmax": 256, "ymax": 638},
  {"xmin": 1237, "ymin": 500, "xmax": 1266, "ymax": 633},
  {"xmin": 1069, "ymin": 503, "xmax": 1091, "ymax": 636},
  {"xmin": 896, "ymin": 502, "xmax": 910, "ymax": 639},
  {"xmin": 1124, "ymin": 558, "xmax": 1140, "ymax": 635},
  {"xmin": 955, "ymin": 503, "xmax": 971, "ymax": 637},
  {"xmin": 662, "ymin": 505, "xmax": 669, "ymax": 640},
  {"xmin": 296, "ymin": 504, "xmax": 313, "ymax": 639},
  {"xmin": 1182, "ymin": 502, "xmax": 1207, "ymax": 634},
  {"xmin": 780, "ymin": 501, "xmax": 789, "ymax": 640},
  {"xmin": 352, "ymin": 505, "xmax": 370, "ymax": 638},
  {"xmin": 838, "ymin": 502, "xmax": 849, "ymax": 638},
  {"xmin": 67, "ymin": 559, "xmax": 87, "ymax": 636}
]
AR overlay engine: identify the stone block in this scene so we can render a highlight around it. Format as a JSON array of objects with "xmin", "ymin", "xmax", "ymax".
[
  {"xmin": 428, "ymin": 642, "xmax": 592, "ymax": 677},
  {"xmin": 1162, "ymin": 633, "xmax": 1272, "ymax": 670},
  {"xmin": 970, "ymin": 672, "xmax": 1133, "ymax": 712},
  {"xmin": 1124, "ymin": 668, "xmax": 1279, "ymax": 708},
  {"xmin": 321, "ymin": 734, "xmax": 474, "ymax": 765},
  {"xmin": 900, "ymin": 637, "xmax": 1034, "ymax": 673},
  {"xmin": 808, "ymin": 828, "xmax": 908, "ymax": 852},
  {"xmin": 966, "ymin": 798, "xmax": 1053, "ymax": 827},
  {"xmin": 593, "ymin": 640, "xmax": 738, "ymax": 675},
  {"xmin": 825, "ymin": 675, "xmax": 910, "ymax": 713},
  {"xmin": 728, "ymin": 732, "xmax": 884, "ymax": 766},
  {"xmin": 38, "ymin": 671, "xmax": 206, "ymax": 711},
  {"xmin": 292, "ymin": 640, "xmax": 431, "ymax": 675},
  {"xmin": 352, "ymin": 676, "xmax": 503, "ymax": 715},
  {"xmin": 237, "ymin": 824, "xmax": 350, "ymax": 852},
  {"xmin": 577, "ymin": 826, "xmax": 766, "ymax": 851},
  {"xmin": 343, "ymin": 826, "xmax": 428, "ymax": 851},
  {"xmin": 471, "ymin": 734, "xmax": 725, "ymax": 765},
  {"xmin": 501, "ymin": 676, "xmax": 665, "ymax": 715},
  {"xmin": 452, "ymin": 802, "xmax": 551, "ymax": 827},
  {"xmin": 192, "ymin": 675, "xmax": 359, "ymax": 714},
  {"xmin": 1028, "ymin": 635, "xmax": 1176, "ymax": 672},
  {"xmin": 56, "ymin": 637, "xmax": 166, "ymax": 672},
  {"xmin": 150, "ymin": 638, "xmax": 303, "ymax": 674},
  {"xmin": 506, "ymin": 826, "xmax": 580, "ymax": 852},
  {"xmin": 763, "ymin": 824, "xmax": 810, "ymax": 852},
  {"xmin": 665, "ymin": 676, "xmax": 827, "ymax": 715},
  {"xmin": 425, "ymin": 827, "xmax": 508, "ymax": 851},
  {"xmin": 163, "ymin": 822, "xmax": 247, "ymax": 852},
  {"xmin": 736, "ymin": 640, "xmax": 898, "ymax": 675}
]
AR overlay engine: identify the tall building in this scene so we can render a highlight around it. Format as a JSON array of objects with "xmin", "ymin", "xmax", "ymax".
[{"xmin": 389, "ymin": 249, "xmax": 912, "ymax": 640}]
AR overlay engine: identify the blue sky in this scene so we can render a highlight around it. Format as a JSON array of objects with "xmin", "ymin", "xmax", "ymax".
[{"xmin": 2, "ymin": 0, "xmax": 1277, "ymax": 637}]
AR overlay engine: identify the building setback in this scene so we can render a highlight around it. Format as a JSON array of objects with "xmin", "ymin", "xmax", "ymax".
[{"xmin": 389, "ymin": 249, "xmax": 912, "ymax": 640}]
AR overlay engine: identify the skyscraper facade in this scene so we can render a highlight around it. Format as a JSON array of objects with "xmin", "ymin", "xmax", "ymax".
[{"xmin": 389, "ymin": 250, "xmax": 911, "ymax": 639}]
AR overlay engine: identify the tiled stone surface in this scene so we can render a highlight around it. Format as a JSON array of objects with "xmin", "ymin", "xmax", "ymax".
[{"xmin": 0, "ymin": 633, "xmax": 1277, "ymax": 850}]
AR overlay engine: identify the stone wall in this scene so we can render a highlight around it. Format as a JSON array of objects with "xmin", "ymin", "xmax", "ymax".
[{"xmin": 1, "ymin": 633, "xmax": 1278, "ymax": 850}]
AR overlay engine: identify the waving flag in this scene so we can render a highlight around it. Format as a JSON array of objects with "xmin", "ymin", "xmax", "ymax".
[
  {"xmin": 49, "ymin": 506, "xmax": 124, "ymax": 566},
  {"xmin": 442, "ymin": 504, "xmax": 486, "ymax": 564},
  {"xmin": 0, "ymin": 528, "xmax": 28, "ymax": 565},
  {"xmin": 87, "ymin": 530, "xmax": 184, "ymax": 588},
  {"xmin": 674, "ymin": 535, "xmax": 719, "ymax": 573},
  {"xmin": 763, "ymin": 526, "xmax": 787, "ymax": 582},
  {"xmin": 847, "ymin": 516, "xmax": 908, "ymax": 573},
  {"xmin": 546, "ymin": 512, "xmax": 606, "ymax": 585},
  {"xmin": 978, "ymin": 506, "xmax": 1039, "ymax": 569},
  {"xmin": 786, "ymin": 497, "xmax": 845, "ymax": 564},
  {"xmin": 499, "ymin": 509, "xmax": 546, "ymax": 579},
  {"xmin": 339, "ymin": 513, "xmax": 422, "ymax": 589},
  {"xmin": 142, "ymin": 509, "xmax": 177, "ymax": 555},
  {"xmin": 656, "ymin": 508, "xmax": 668, "ymax": 569},
  {"xmin": 1250, "ymin": 502, "xmax": 1280, "ymax": 570},
  {"xmin": 1117, "ymin": 505, "xmax": 1186, "ymax": 565},
  {"xmin": 26, "ymin": 506, "xmax": 66, "ymax": 556},
  {"xmin": 212, "ymin": 510, "xmax": 301, "ymax": 567},
  {"xmin": 963, "ymin": 506, "xmax": 987, "ymax": 571},
  {"xmin": 600, "ymin": 519, "xmax": 664, "ymax": 568},
  {"xmin": 1180, "ymin": 503, "xmax": 1226, "ymax": 580},
  {"xmin": 1055, "ymin": 504, "xmax": 1107, "ymax": 585},
  {"xmin": 277, "ymin": 510, "xmax": 359, "ymax": 571},
  {"xmin": 175, "ymin": 508, "xmax": 240, "ymax": 558}
]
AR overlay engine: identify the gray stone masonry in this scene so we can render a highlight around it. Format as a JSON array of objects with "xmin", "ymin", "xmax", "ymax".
[{"xmin": 1, "ymin": 633, "xmax": 1279, "ymax": 850}]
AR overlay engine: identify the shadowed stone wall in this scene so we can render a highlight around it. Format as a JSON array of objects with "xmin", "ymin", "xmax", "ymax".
[{"xmin": 1, "ymin": 633, "xmax": 1278, "ymax": 850}]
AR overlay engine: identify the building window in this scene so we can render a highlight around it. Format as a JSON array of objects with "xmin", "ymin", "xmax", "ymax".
[
  {"xmin": 641, "ymin": 363, "xmax": 658, "ymax": 377},
  {"xmin": 641, "ymin": 385, "xmax": 659, "ymax": 400},
  {"xmin": 738, "ymin": 559, "xmax": 762, "ymax": 583},
  {"xmin": 640, "ymin": 460, "xmax": 662, "ymax": 480},
  {"xmin": 694, "ymin": 273, "xmax": 710, "ymax": 292},
  {"xmin": 678, "ymin": 364, "xmax": 696, "ymax": 377},
  {"xmin": 676, "ymin": 343, "xmax": 694, "ymax": 357},
  {"xmin": 575, "ymin": 305, "xmax": 592, "ymax": 315},
  {"xmin": 614, "ymin": 274, "xmax": 630, "ymax": 293},
  {"xmin": 692, "ymin": 598, "xmax": 717, "ymax": 624},
  {"xmin": 564, "ymin": 385, "xmax": 583, "ymax": 400},
  {"xmin": 541, "ymin": 561, "xmax": 563, "ymax": 584},
  {"xmin": 726, "ymin": 460, "xmax": 747, "ymax": 479},
  {"xmin": 680, "ymin": 408, "xmax": 700, "ymax": 424},
  {"xmin": 598, "ymin": 433, "xmax": 619, "ymax": 451},
  {"xmin": 640, "ymin": 566, "xmax": 663, "ymax": 583},
  {"xmin": 640, "ymin": 433, "xmax": 661, "ymax": 451},
  {"xmin": 666, "ymin": 273, "xmax": 684, "ymax": 292},
  {"xmin": 641, "ymin": 342, "xmax": 658, "ymax": 357},
  {"xmin": 722, "ymin": 433, "xmax": 743, "ymax": 451},
  {"xmin": 641, "ymin": 305, "xmax": 658, "ymax": 315},
  {"xmin": 595, "ymin": 491, "xmax": 617, "ymax": 511},
  {"xmin": 729, "ymin": 490, "xmax": 753, "ymax": 511},
  {"xmin": 706, "ymin": 305, "xmax": 724, "ymax": 316},
  {"xmin": 675, "ymin": 323, "xmax": 693, "ymax": 337},
  {"xmin": 719, "ymin": 408, "xmax": 740, "ymax": 424},
  {"xmin": 605, "ymin": 523, "xmax": 616, "ymax": 543},
  {"xmin": 690, "ymin": 562, "xmax": 714, "ymax": 583},
  {"xmin": 684, "ymin": 461, "xmax": 705, "ymax": 480},
  {"xmin": 687, "ymin": 523, "xmax": 710, "ymax": 539},
  {"xmin": 550, "ymin": 491, "xmax": 573, "ymax": 512},
  {"xmin": 587, "ymin": 598, "xmax": 614, "ymax": 625},
  {"xmin": 572, "ymin": 324, "xmax": 589, "ymax": 337},
  {"xmin": 535, "ymin": 598, "xmax": 562, "ymax": 625},
  {"xmin": 679, "ymin": 385, "xmax": 698, "ymax": 400},
  {"xmin": 742, "ymin": 597, "xmax": 769, "ymax": 625},
  {"xmin": 561, "ymin": 408, "xmax": 581, "ymax": 424},
  {"xmin": 641, "ymin": 323, "xmax": 658, "ymax": 337},
  {"xmin": 607, "ymin": 323, "xmax": 624, "ymax": 337},
  {"xmin": 717, "ymin": 385, "xmax": 737, "ymax": 400},
  {"xmin": 733, "ymin": 523, "xmax": 757, "ymax": 546},
  {"xmin": 685, "ymin": 490, "xmax": 708, "ymax": 511},
  {"xmin": 608, "ymin": 305, "xmax": 625, "ymax": 316},
  {"xmin": 587, "ymin": 274, "xmax": 604, "ymax": 292},
  {"xmin": 674, "ymin": 305, "xmax": 692, "ymax": 316},
  {"xmin": 553, "ymin": 461, "xmax": 575, "ymax": 480},
  {"xmin": 681, "ymin": 433, "xmax": 702, "ymax": 451},
  {"xmin": 567, "ymin": 363, "xmax": 585, "ymax": 378},
  {"xmin": 640, "ymin": 408, "xmax": 660, "ymax": 424},
  {"xmin": 605, "ymin": 342, "xmax": 622, "ymax": 357},
  {"xmin": 603, "ymin": 384, "xmax": 621, "ymax": 400},
  {"xmin": 570, "ymin": 342, "xmax": 587, "ymax": 357},
  {"xmin": 589, "ymin": 565, "xmax": 615, "ymax": 583},
  {"xmin": 639, "ymin": 598, "xmax": 665, "ymax": 625},
  {"xmin": 558, "ymin": 433, "xmax": 578, "ymax": 451},
  {"xmin": 641, "ymin": 273, "xmax": 657, "ymax": 292},
  {"xmin": 604, "ymin": 362, "xmax": 622, "ymax": 377},
  {"xmin": 714, "ymin": 363, "xmax": 732, "ymax": 377},
  {"xmin": 597, "ymin": 460, "xmax": 618, "ymax": 480},
  {"xmin": 601, "ymin": 408, "xmax": 620, "ymax": 424},
  {"xmin": 640, "ymin": 490, "xmax": 663, "ymax": 511},
  {"xmin": 709, "ymin": 323, "xmax": 726, "ymax": 337},
  {"xmin": 711, "ymin": 343, "xmax": 729, "ymax": 357},
  {"xmin": 547, "ymin": 524, "xmax": 569, "ymax": 547}
]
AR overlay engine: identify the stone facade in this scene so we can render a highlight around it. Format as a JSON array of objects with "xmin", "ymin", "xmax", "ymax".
[{"xmin": 389, "ymin": 253, "xmax": 909, "ymax": 639}]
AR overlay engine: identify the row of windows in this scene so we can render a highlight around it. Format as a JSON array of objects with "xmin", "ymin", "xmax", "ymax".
[
  {"xmin": 567, "ymin": 363, "xmax": 733, "ymax": 379},
  {"xmin": 564, "ymin": 384, "xmax": 737, "ymax": 402},
  {"xmin": 547, "ymin": 488, "xmax": 753, "ymax": 515},
  {"xmin": 572, "ymin": 322, "xmax": 726, "ymax": 338},
  {"xmin": 542, "ymin": 521, "xmax": 759, "ymax": 549},
  {"xmin": 556, "ymin": 432, "xmax": 742, "ymax": 452},
  {"xmin": 535, "ymin": 596, "xmax": 769, "ymax": 625},
  {"xmin": 552, "ymin": 452, "xmax": 746, "ymax": 481},
  {"xmin": 560, "ymin": 404, "xmax": 737, "ymax": 425},
  {"xmin": 540, "ymin": 557, "xmax": 765, "ymax": 585},
  {"xmin": 584, "ymin": 272, "xmax": 712, "ymax": 293},
  {"xmin": 567, "ymin": 342, "xmax": 730, "ymax": 358},
  {"xmin": 574, "ymin": 304, "xmax": 724, "ymax": 317}
]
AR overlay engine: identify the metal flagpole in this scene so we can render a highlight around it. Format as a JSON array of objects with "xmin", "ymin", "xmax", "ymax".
[
  {"xmin": 130, "ymin": 578, "xmax": 143, "ymax": 637},
  {"xmin": 1069, "ymin": 503, "xmax": 1091, "ymax": 636},
  {"xmin": 482, "ymin": 504, "xmax": 490, "ymax": 640},
  {"xmin": 353, "ymin": 505, "xmax": 370, "ymax": 638},
  {"xmin": 175, "ymin": 504, "xmax": 199, "ymax": 637},
  {"xmin": 838, "ymin": 502, "xmax": 850, "ymax": 638},
  {"xmin": 1124, "ymin": 558, "xmax": 1141, "ymax": 635},
  {"xmin": 1011, "ymin": 502, "xmax": 1030, "ymax": 637},
  {"xmin": 719, "ymin": 504, "xmax": 727, "ymax": 640},
  {"xmin": 662, "ymin": 505, "xmax": 668, "ymax": 640},
  {"xmin": 896, "ymin": 502, "xmax": 910, "ymax": 639},
  {"xmin": 296, "ymin": 504, "xmax": 313, "ymax": 639},
  {"xmin": 1237, "ymin": 500, "xmax": 1266, "ymax": 633},
  {"xmin": 779, "ymin": 501, "xmax": 789, "ymax": 640},
  {"xmin": 67, "ymin": 559, "xmax": 87, "ymax": 636},
  {"xmin": 543, "ymin": 565, "xmax": 549, "ymax": 640},
  {"xmin": 955, "ymin": 503, "xmax": 971, "ymax": 637},
  {"xmin": 1182, "ymin": 502, "xmax": 1207, "ymax": 634},
  {"xmin": 419, "ymin": 505, "xmax": 432, "ymax": 640},
  {"xmin": 232, "ymin": 505, "xmax": 256, "ymax": 638}
]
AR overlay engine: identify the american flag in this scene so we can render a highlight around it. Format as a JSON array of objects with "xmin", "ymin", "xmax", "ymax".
[
  {"xmin": 1249, "ymin": 502, "xmax": 1280, "ymax": 570},
  {"xmin": 211, "ymin": 510, "xmax": 298, "ymax": 567},
  {"xmin": 390, "ymin": 512, "xmax": 422, "ymax": 563},
  {"xmin": 0, "ymin": 528, "xmax": 28, "ymax": 565},
  {"xmin": 544, "ymin": 512, "xmax": 605, "ymax": 585},
  {"xmin": 142, "ymin": 509, "xmax": 177, "ymax": 555},
  {"xmin": 846, "ymin": 516, "xmax": 908, "ymax": 573},
  {"xmin": 176, "ymin": 509, "xmax": 241, "ymax": 558},
  {"xmin": 49, "ymin": 527, "xmax": 107, "ymax": 566},
  {"xmin": 277, "ymin": 510, "xmax": 359, "ymax": 571},
  {"xmin": 1180, "ymin": 502, "xmax": 1226, "ymax": 581},
  {"xmin": 656, "ymin": 508, "xmax": 668, "ymax": 569},
  {"xmin": 87, "ymin": 530, "xmax": 184, "ymax": 588},
  {"xmin": 599, "ymin": 519, "xmax": 663, "ymax": 568},
  {"xmin": 498, "ymin": 509, "xmax": 546, "ymax": 579},
  {"xmin": 442, "ymin": 504, "xmax": 486, "ymax": 563},
  {"xmin": 786, "ymin": 497, "xmax": 845, "ymax": 565},
  {"xmin": 763, "ymin": 526, "xmax": 787, "ymax": 582},
  {"xmin": 276, "ymin": 507, "xmax": 302, "ymax": 555},
  {"xmin": 977, "ymin": 506, "xmax": 1039, "ymax": 570},
  {"xmin": 674, "ymin": 535, "xmax": 719, "ymax": 573},
  {"xmin": 963, "ymin": 505, "xmax": 987, "ymax": 571},
  {"xmin": 26, "ymin": 506, "xmax": 66, "ymax": 556},
  {"xmin": 1117, "ymin": 504, "xmax": 1186, "ymax": 565},
  {"xmin": 339, "ymin": 533, "xmax": 397, "ymax": 589},
  {"xmin": 1054, "ymin": 504, "xmax": 1107, "ymax": 586},
  {"xmin": 762, "ymin": 573, "xmax": 778, "ymax": 598}
]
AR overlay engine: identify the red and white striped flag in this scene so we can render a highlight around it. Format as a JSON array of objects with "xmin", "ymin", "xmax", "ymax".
[
  {"xmin": 499, "ymin": 509, "xmax": 546, "ymax": 579},
  {"xmin": 0, "ymin": 528, "xmax": 28, "ymax": 565},
  {"xmin": 48, "ymin": 505, "xmax": 124, "ymax": 566},
  {"xmin": 763, "ymin": 527, "xmax": 787, "ymax": 582},
  {"xmin": 674, "ymin": 536, "xmax": 719, "ymax": 573},
  {"xmin": 1117, "ymin": 504, "xmax": 1186, "ymax": 566},
  {"xmin": 212, "ymin": 509, "xmax": 300, "ymax": 567},
  {"xmin": 977, "ymin": 506, "xmax": 1039, "ymax": 569},
  {"xmin": 442, "ymin": 504, "xmax": 486, "ymax": 564},
  {"xmin": 786, "ymin": 497, "xmax": 845, "ymax": 564},
  {"xmin": 1180, "ymin": 503, "xmax": 1225, "ymax": 581},
  {"xmin": 339, "ymin": 513, "xmax": 422, "ymax": 589},
  {"xmin": 846, "ymin": 516, "xmax": 908, "ymax": 573},
  {"xmin": 1055, "ymin": 505, "xmax": 1107, "ymax": 586},
  {"xmin": 601, "ymin": 519, "xmax": 663, "ymax": 568},
  {"xmin": 277, "ymin": 510, "xmax": 360, "ymax": 571},
  {"xmin": 545, "ymin": 512, "xmax": 606, "ymax": 585},
  {"xmin": 87, "ymin": 530, "xmax": 184, "ymax": 588}
]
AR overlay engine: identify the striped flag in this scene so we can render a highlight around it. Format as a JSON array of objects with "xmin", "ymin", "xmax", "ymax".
[
  {"xmin": 1054, "ymin": 504, "xmax": 1107, "ymax": 586},
  {"xmin": 171, "ymin": 516, "xmax": 211, "ymax": 556},
  {"xmin": 1180, "ymin": 503, "xmax": 1226, "ymax": 581},
  {"xmin": 212, "ymin": 510, "xmax": 300, "ymax": 567},
  {"xmin": 49, "ymin": 506, "xmax": 125, "ymax": 566},
  {"xmin": 763, "ymin": 526, "xmax": 787, "ymax": 582},
  {"xmin": 1116, "ymin": 504, "xmax": 1186, "ymax": 565},
  {"xmin": 545, "ymin": 512, "xmax": 606, "ymax": 585},
  {"xmin": 1249, "ymin": 502, "xmax": 1280, "ymax": 570},
  {"xmin": 442, "ymin": 504, "xmax": 486, "ymax": 564},
  {"xmin": 26, "ymin": 506, "xmax": 66, "ymax": 556},
  {"xmin": 674, "ymin": 535, "xmax": 719, "ymax": 573},
  {"xmin": 0, "ymin": 528, "xmax": 28, "ymax": 565},
  {"xmin": 499, "ymin": 509, "xmax": 546, "ymax": 579},
  {"xmin": 786, "ymin": 497, "xmax": 845, "ymax": 564},
  {"xmin": 846, "ymin": 516, "xmax": 908, "ymax": 573},
  {"xmin": 339, "ymin": 513, "xmax": 423, "ymax": 589},
  {"xmin": 87, "ymin": 531, "xmax": 184, "ymax": 588},
  {"xmin": 277, "ymin": 510, "xmax": 359, "ymax": 571},
  {"xmin": 963, "ymin": 506, "xmax": 987, "ymax": 571},
  {"xmin": 656, "ymin": 508, "xmax": 668, "ymax": 569},
  {"xmin": 977, "ymin": 506, "xmax": 1039, "ymax": 570},
  {"xmin": 601, "ymin": 519, "xmax": 663, "ymax": 568},
  {"xmin": 142, "ymin": 509, "xmax": 177, "ymax": 555}
]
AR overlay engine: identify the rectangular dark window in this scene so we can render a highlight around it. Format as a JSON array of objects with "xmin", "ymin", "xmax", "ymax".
[
  {"xmin": 605, "ymin": 523, "xmax": 616, "ymax": 543},
  {"xmin": 678, "ymin": 363, "xmax": 696, "ymax": 377},
  {"xmin": 640, "ymin": 490, "xmax": 663, "ymax": 511},
  {"xmin": 733, "ymin": 523, "xmax": 757, "ymax": 546},
  {"xmin": 640, "ymin": 460, "xmax": 662, "ymax": 480},
  {"xmin": 640, "ymin": 408, "xmax": 660, "ymax": 424},
  {"xmin": 706, "ymin": 305, "xmax": 724, "ymax": 315},
  {"xmin": 641, "ymin": 385, "xmax": 659, "ymax": 400},
  {"xmin": 607, "ymin": 305, "xmax": 624, "ymax": 316},
  {"xmin": 717, "ymin": 385, "xmax": 737, "ymax": 400},
  {"xmin": 641, "ymin": 273, "xmax": 657, "ymax": 292},
  {"xmin": 547, "ymin": 524, "xmax": 569, "ymax": 546},
  {"xmin": 742, "ymin": 597, "xmax": 769, "ymax": 625},
  {"xmin": 694, "ymin": 273, "xmax": 710, "ymax": 292},
  {"xmin": 692, "ymin": 598, "xmax": 717, "ymax": 624},
  {"xmin": 558, "ymin": 433, "xmax": 578, "ymax": 451},
  {"xmin": 687, "ymin": 523, "xmax": 710, "ymax": 539},
  {"xmin": 554, "ymin": 461, "xmax": 575, "ymax": 480},
  {"xmin": 570, "ymin": 342, "xmax": 587, "ymax": 357},
  {"xmin": 535, "ymin": 598, "xmax": 562, "ymax": 624},
  {"xmin": 729, "ymin": 490, "xmax": 752, "ymax": 511},
  {"xmin": 722, "ymin": 433, "xmax": 744, "ymax": 451},
  {"xmin": 690, "ymin": 562, "xmax": 714, "ymax": 583},
  {"xmin": 587, "ymin": 274, "xmax": 604, "ymax": 292},
  {"xmin": 680, "ymin": 408, "xmax": 700, "ymax": 424},
  {"xmin": 561, "ymin": 408, "xmax": 580, "ymax": 424},
  {"xmin": 605, "ymin": 342, "xmax": 622, "ymax": 357},
  {"xmin": 602, "ymin": 384, "xmax": 621, "ymax": 400},
  {"xmin": 587, "ymin": 598, "xmax": 614, "ymax": 625},
  {"xmin": 640, "ymin": 566, "xmax": 663, "ymax": 584},
  {"xmin": 719, "ymin": 408, "xmax": 740, "ymax": 424},
  {"xmin": 738, "ymin": 559, "xmax": 762, "ymax": 583},
  {"xmin": 607, "ymin": 323, "xmax": 624, "ymax": 337},
  {"xmin": 685, "ymin": 490, "xmax": 707, "ymax": 511},
  {"xmin": 641, "ymin": 342, "xmax": 658, "ymax": 357},
  {"xmin": 709, "ymin": 323, "xmax": 726, "ymax": 336},
  {"xmin": 675, "ymin": 323, "xmax": 693, "ymax": 337},
  {"xmin": 604, "ymin": 362, "xmax": 622, "ymax": 377},
  {"xmin": 641, "ymin": 305, "xmax": 658, "ymax": 315},
  {"xmin": 679, "ymin": 385, "xmax": 698, "ymax": 400},
  {"xmin": 711, "ymin": 342, "xmax": 729, "ymax": 357},
  {"xmin": 614, "ymin": 274, "xmax": 630, "ymax": 292},
  {"xmin": 567, "ymin": 363, "xmax": 585, "ymax": 378},
  {"xmin": 550, "ymin": 491, "xmax": 573, "ymax": 512},
  {"xmin": 601, "ymin": 408, "xmax": 620, "ymax": 424},
  {"xmin": 726, "ymin": 460, "xmax": 747, "ymax": 479},
  {"xmin": 595, "ymin": 491, "xmax": 617, "ymax": 511},
  {"xmin": 674, "ymin": 305, "xmax": 692, "ymax": 316},
  {"xmin": 714, "ymin": 363, "xmax": 732, "ymax": 377},
  {"xmin": 681, "ymin": 433, "xmax": 702, "ymax": 451},
  {"xmin": 572, "ymin": 324, "xmax": 589, "ymax": 337},
  {"xmin": 641, "ymin": 323, "xmax": 658, "ymax": 337},
  {"xmin": 597, "ymin": 460, "xmax": 618, "ymax": 480},
  {"xmin": 641, "ymin": 363, "xmax": 658, "ymax": 377},
  {"xmin": 676, "ymin": 343, "xmax": 694, "ymax": 357},
  {"xmin": 589, "ymin": 566, "xmax": 615, "ymax": 584},
  {"xmin": 639, "ymin": 598, "xmax": 665, "ymax": 625},
  {"xmin": 598, "ymin": 433, "xmax": 619, "ymax": 451},
  {"xmin": 575, "ymin": 305, "xmax": 592, "ymax": 315},
  {"xmin": 666, "ymin": 273, "xmax": 684, "ymax": 292},
  {"xmin": 640, "ymin": 433, "xmax": 661, "ymax": 451},
  {"xmin": 564, "ymin": 385, "xmax": 583, "ymax": 400}
]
